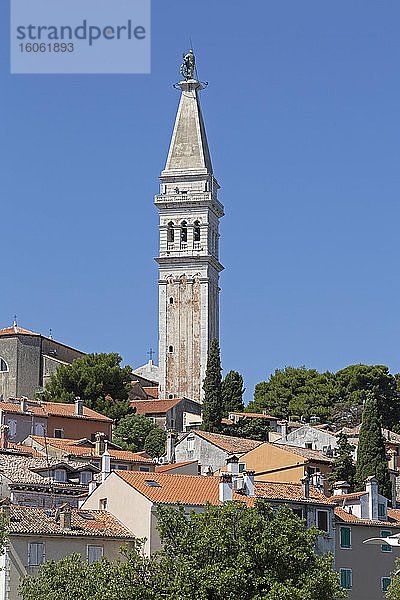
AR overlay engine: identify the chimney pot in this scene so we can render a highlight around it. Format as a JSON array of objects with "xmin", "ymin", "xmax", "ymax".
[
  {"xmin": 95, "ymin": 432, "xmax": 106, "ymax": 456},
  {"xmin": 75, "ymin": 396, "xmax": 83, "ymax": 416},
  {"xmin": 219, "ymin": 473, "xmax": 233, "ymax": 502},
  {"xmin": 101, "ymin": 444, "xmax": 111, "ymax": 483},
  {"xmin": 366, "ymin": 476, "xmax": 379, "ymax": 520},
  {"xmin": 333, "ymin": 481, "xmax": 350, "ymax": 496},
  {"xmin": 243, "ymin": 470, "xmax": 255, "ymax": 497},
  {"xmin": 226, "ymin": 455, "xmax": 239, "ymax": 476},
  {"xmin": 20, "ymin": 397, "xmax": 28, "ymax": 413},
  {"xmin": 166, "ymin": 430, "xmax": 177, "ymax": 463},
  {"xmin": 301, "ymin": 475, "xmax": 310, "ymax": 499},
  {"xmin": 59, "ymin": 504, "xmax": 72, "ymax": 530}
]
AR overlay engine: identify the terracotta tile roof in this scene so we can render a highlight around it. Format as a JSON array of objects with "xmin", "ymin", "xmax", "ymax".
[
  {"xmin": 275, "ymin": 443, "xmax": 334, "ymax": 463},
  {"xmin": 329, "ymin": 491, "xmax": 367, "ymax": 502},
  {"xmin": 0, "ymin": 399, "xmax": 112, "ymax": 422},
  {"xmin": 229, "ymin": 412, "xmax": 278, "ymax": 420},
  {"xmin": 0, "ymin": 454, "xmax": 95, "ymax": 488},
  {"xmin": 334, "ymin": 506, "xmax": 400, "ymax": 528},
  {"xmin": 194, "ymin": 431, "xmax": 263, "ymax": 454},
  {"xmin": 254, "ymin": 481, "xmax": 331, "ymax": 504},
  {"xmin": 116, "ymin": 471, "xmax": 330, "ymax": 507},
  {"xmin": 131, "ymin": 399, "xmax": 182, "ymax": 414},
  {"xmin": 143, "ymin": 387, "xmax": 159, "ymax": 399},
  {"xmin": 30, "ymin": 436, "xmax": 153, "ymax": 463},
  {"xmin": 155, "ymin": 460, "xmax": 198, "ymax": 473},
  {"xmin": 8, "ymin": 505, "xmax": 134, "ymax": 538},
  {"xmin": 0, "ymin": 325, "xmax": 38, "ymax": 337}
]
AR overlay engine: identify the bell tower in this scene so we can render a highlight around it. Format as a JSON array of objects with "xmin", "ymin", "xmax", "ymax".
[{"xmin": 155, "ymin": 53, "xmax": 224, "ymax": 402}]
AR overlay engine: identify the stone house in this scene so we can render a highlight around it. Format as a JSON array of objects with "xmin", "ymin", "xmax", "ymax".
[
  {"xmin": 173, "ymin": 430, "xmax": 263, "ymax": 474},
  {"xmin": 278, "ymin": 423, "xmax": 338, "ymax": 455},
  {"xmin": 330, "ymin": 477, "xmax": 400, "ymax": 600},
  {"xmin": 0, "ymin": 397, "xmax": 112, "ymax": 443},
  {"xmin": 131, "ymin": 398, "xmax": 202, "ymax": 432},
  {"xmin": 0, "ymin": 323, "xmax": 85, "ymax": 400},
  {"xmin": 82, "ymin": 468, "xmax": 335, "ymax": 556},
  {"xmin": 0, "ymin": 503, "xmax": 134, "ymax": 600}
]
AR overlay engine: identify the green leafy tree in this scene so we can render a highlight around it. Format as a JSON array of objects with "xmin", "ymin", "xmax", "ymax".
[
  {"xmin": 355, "ymin": 394, "xmax": 392, "ymax": 499},
  {"xmin": 144, "ymin": 427, "xmax": 167, "ymax": 458},
  {"xmin": 249, "ymin": 366, "xmax": 335, "ymax": 421},
  {"xmin": 222, "ymin": 370, "xmax": 245, "ymax": 416},
  {"xmin": 40, "ymin": 353, "xmax": 133, "ymax": 421},
  {"xmin": 328, "ymin": 433, "xmax": 356, "ymax": 491},
  {"xmin": 334, "ymin": 364, "xmax": 400, "ymax": 430},
  {"xmin": 386, "ymin": 558, "xmax": 400, "ymax": 600},
  {"xmin": 222, "ymin": 417, "xmax": 270, "ymax": 441},
  {"xmin": 113, "ymin": 413, "xmax": 158, "ymax": 452},
  {"xmin": 202, "ymin": 338, "xmax": 223, "ymax": 432},
  {"xmin": 154, "ymin": 501, "xmax": 346, "ymax": 600}
]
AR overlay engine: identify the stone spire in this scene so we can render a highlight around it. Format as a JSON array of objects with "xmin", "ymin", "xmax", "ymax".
[
  {"xmin": 155, "ymin": 59, "xmax": 224, "ymax": 403},
  {"xmin": 163, "ymin": 80, "xmax": 213, "ymax": 176}
]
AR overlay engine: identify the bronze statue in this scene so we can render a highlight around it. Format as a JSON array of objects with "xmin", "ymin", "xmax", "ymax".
[{"xmin": 180, "ymin": 49, "xmax": 195, "ymax": 80}]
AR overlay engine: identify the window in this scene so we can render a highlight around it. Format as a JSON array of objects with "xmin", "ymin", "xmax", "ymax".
[
  {"xmin": 340, "ymin": 527, "xmax": 351, "ymax": 549},
  {"xmin": 87, "ymin": 545, "xmax": 103, "ymax": 564},
  {"xmin": 0, "ymin": 358, "xmax": 8, "ymax": 372},
  {"xmin": 115, "ymin": 464, "xmax": 128, "ymax": 470},
  {"xmin": 381, "ymin": 530, "xmax": 392, "ymax": 552},
  {"xmin": 53, "ymin": 428, "xmax": 64, "ymax": 439},
  {"xmin": 80, "ymin": 471, "xmax": 92, "ymax": 484},
  {"xmin": 292, "ymin": 508, "xmax": 304, "ymax": 520},
  {"xmin": 168, "ymin": 345, "xmax": 174, "ymax": 353},
  {"xmin": 99, "ymin": 498, "xmax": 107, "ymax": 510},
  {"xmin": 382, "ymin": 577, "xmax": 391, "ymax": 592},
  {"xmin": 54, "ymin": 469, "xmax": 66, "ymax": 482},
  {"xmin": 181, "ymin": 221, "xmax": 187, "ymax": 242},
  {"xmin": 238, "ymin": 463, "xmax": 245, "ymax": 473},
  {"xmin": 193, "ymin": 220, "xmax": 201, "ymax": 242},
  {"xmin": 34, "ymin": 423, "xmax": 46, "ymax": 436},
  {"xmin": 144, "ymin": 480, "xmax": 161, "ymax": 487},
  {"xmin": 169, "ymin": 297, "xmax": 174, "ymax": 304},
  {"xmin": 7, "ymin": 419, "xmax": 17, "ymax": 439},
  {"xmin": 167, "ymin": 222, "xmax": 174, "ymax": 242},
  {"xmin": 378, "ymin": 502, "xmax": 386, "ymax": 518},
  {"xmin": 139, "ymin": 466, "xmax": 151, "ymax": 472},
  {"xmin": 187, "ymin": 436, "xmax": 194, "ymax": 452},
  {"xmin": 340, "ymin": 569, "xmax": 352, "ymax": 590},
  {"xmin": 28, "ymin": 542, "xmax": 45, "ymax": 566},
  {"xmin": 305, "ymin": 442, "xmax": 313, "ymax": 449},
  {"xmin": 316, "ymin": 510, "xmax": 329, "ymax": 532}
]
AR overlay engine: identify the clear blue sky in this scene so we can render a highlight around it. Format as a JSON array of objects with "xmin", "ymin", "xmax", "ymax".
[{"xmin": 1, "ymin": 1, "xmax": 400, "ymax": 402}]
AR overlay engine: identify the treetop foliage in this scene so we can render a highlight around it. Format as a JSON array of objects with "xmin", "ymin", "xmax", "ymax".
[
  {"xmin": 222, "ymin": 370, "xmax": 245, "ymax": 416},
  {"xmin": 20, "ymin": 501, "xmax": 345, "ymax": 600},
  {"xmin": 40, "ymin": 353, "xmax": 134, "ymax": 421},
  {"xmin": 113, "ymin": 413, "xmax": 166, "ymax": 458},
  {"xmin": 202, "ymin": 338, "xmax": 223, "ymax": 432},
  {"xmin": 250, "ymin": 363, "xmax": 400, "ymax": 430}
]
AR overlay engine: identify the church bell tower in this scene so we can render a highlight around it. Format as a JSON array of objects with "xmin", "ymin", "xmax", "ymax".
[{"xmin": 155, "ymin": 52, "xmax": 224, "ymax": 402}]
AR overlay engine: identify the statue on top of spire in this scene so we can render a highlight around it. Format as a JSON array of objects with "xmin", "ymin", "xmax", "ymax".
[{"xmin": 180, "ymin": 49, "xmax": 195, "ymax": 80}]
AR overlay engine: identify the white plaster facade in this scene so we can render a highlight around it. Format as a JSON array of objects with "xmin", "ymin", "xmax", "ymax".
[{"xmin": 155, "ymin": 79, "xmax": 224, "ymax": 403}]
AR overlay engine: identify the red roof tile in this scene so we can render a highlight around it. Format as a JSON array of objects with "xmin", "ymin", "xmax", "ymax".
[
  {"xmin": 334, "ymin": 506, "xmax": 400, "ymax": 527},
  {"xmin": 0, "ymin": 325, "xmax": 38, "ymax": 337},
  {"xmin": 0, "ymin": 399, "xmax": 112, "ymax": 422},
  {"xmin": 155, "ymin": 460, "xmax": 198, "ymax": 473},
  {"xmin": 194, "ymin": 431, "xmax": 263, "ymax": 454},
  {"xmin": 329, "ymin": 491, "xmax": 366, "ymax": 502},
  {"xmin": 143, "ymin": 387, "xmax": 159, "ymax": 399},
  {"xmin": 131, "ymin": 399, "xmax": 182, "ymax": 414},
  {"xmin": 116, "ymin": 471, "xmax": 330, "ymax": 507},
  {"xmin": 30, "ymin": 436, "xmax": 153, "ymax": 463}
]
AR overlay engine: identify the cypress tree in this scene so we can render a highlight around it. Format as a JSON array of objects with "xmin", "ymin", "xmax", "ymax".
[
  {"xmin": 328, "ymin": 433, "xmax": 356, "ymax": 491},
  {"xmin": 355, "ymin": 393, "xmax": 392, "ymax": 499},
  {"xmin": 222, "ymin": 370, "xmax": 245, "ymax": 416},
  {"xmin": 202, "ymin": 339, "xmax": 223, "ymax": 432}
]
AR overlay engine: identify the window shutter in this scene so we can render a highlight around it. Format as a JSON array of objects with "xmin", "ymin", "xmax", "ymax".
[
  {"xmin": 340, "ymin": 527, "xmax": 351, "ymax": 548},
  {"xmin": 381, "ymin": 530, "xmax": 392, "ymax": 552}
]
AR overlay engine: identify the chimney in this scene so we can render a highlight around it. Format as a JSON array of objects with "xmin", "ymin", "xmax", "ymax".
[
  {"xmin": 0, "ymin": 425, "xmax": 9, "ymax": 450},
  {"xmin": 75, "ymin": 396, "xmax": 83, "ymax": 416},
  {"xmin": 333, "ymin": 481, "xmax": 351, "ymax": 496},
  {"xmin": 366, "ymin": 476, "xmax": 379, "ymax": 520},
  {"xmin": 226, "ymin": 455, "xmax": 239, "ymax": 476},
  {"xmin": 59, "ymin": 504, "xmax": 72, "ymax": 530},
  {"xmin": 280, "ymin": 420, "xmax": 288, "ymax": 442},
  {"xmin": 243, "ymin": 470, "xmax": 255, "ymax": 497},
  {"xmin": 388, "ymin": 448, "xmax": 396, "ymax": 471},
  {"xmin": 95, "ymin": 432, "xmax": 106, "ymax": 456},
  {"xmin": 101, "ymin": 445, "xmax": 111, "ymax": 483},
  {"xmin": 219, "ymin": 473, "xmax": 233, "ymax": 502},
  {"xmin": 301, "ymin": 475, "xmax": 310, "ymax": 499},
  {"xmin": 20, "ymin": 397, "xmax": 28, "ymax": 413},
  {"xmin": 166, "ymin": 430, "xmax": 177, "ymax": 463},
  {"xmin": 88, "ymin": 480, "xmax": 98, "ymax": 495}
]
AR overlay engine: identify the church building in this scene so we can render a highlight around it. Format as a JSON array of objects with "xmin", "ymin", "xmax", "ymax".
[{"xmin": 155, "ymin": 54, "xmax": 224, "ymax": 402}]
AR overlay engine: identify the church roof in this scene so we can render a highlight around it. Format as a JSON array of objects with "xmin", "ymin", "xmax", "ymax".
[
  {"xmin": 0, "ymin": 325, "xmax": 38, "ymax": 337},
  {"xmin": 163, "ymin": 80, "xmax": 213, "ymax": 176}
]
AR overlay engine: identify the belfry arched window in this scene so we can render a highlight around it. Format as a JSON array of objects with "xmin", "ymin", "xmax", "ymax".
[
  {"xmin": 181, "ymin": 221, "xmax": 187, "ymax": 242},
  {"xmin": 194, "ymin": 220, "xmax": 201, "ymax": 242},
  {"xmin": 167, "ymin": 222, "xmax": 174, "ymax": 243},
  {"xmin": 0, "ymin": 358, "xmax": 8, "ymax": 372}
]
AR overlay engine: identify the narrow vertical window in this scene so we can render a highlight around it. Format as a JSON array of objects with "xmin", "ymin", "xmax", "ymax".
[
  {"xmin": 181, "ymin": 221, "xmax": 187, "ymax": 242},
  {"xmin": 194, "ymin": 221, "xmax": 200, "ymax": 242},
  {"xmin": 167, "ymin": 222, "xmax": 174, "ymax": 242},
  {"xmin": 381, "ymin": 530, "xmax": 392, "ymax": 552},
  {"xmin": 340, "ymin": 569, "xmax": 352, "ymax": 590},
  {"xmin": 0, "ymin": 358, "xmax": 8, "ymax": 372}
]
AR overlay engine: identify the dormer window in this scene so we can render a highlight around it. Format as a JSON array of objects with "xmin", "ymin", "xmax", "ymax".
[
  {"xmin": 80, "ymin": 471, "xmax": 93, "ymax": 484},
  {"xmin": 0, "ymin": 358, "xmax": 8, "ymax": 372},
  {"xmin": 54, "ymin": 468, "xmax": 66, "ymax": 483},
  {"xmin": 167, "ymin": 222, "xmax": 174, "ymax": 242}
]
